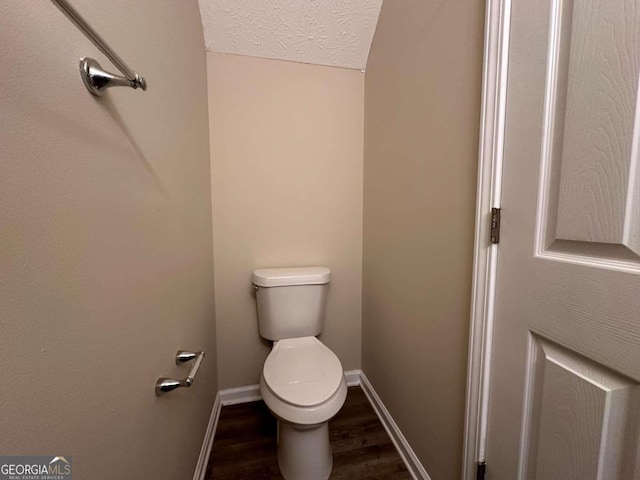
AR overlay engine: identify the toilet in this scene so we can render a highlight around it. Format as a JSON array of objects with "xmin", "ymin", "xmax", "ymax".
[{"xmin": 253, "ymin": 266, "xmax": 347, "ymax": 480}]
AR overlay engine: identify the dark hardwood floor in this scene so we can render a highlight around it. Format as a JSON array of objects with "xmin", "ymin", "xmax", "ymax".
[{"xmin": 206, "ymin": 386, "xmax": 411, "ymax": 479}]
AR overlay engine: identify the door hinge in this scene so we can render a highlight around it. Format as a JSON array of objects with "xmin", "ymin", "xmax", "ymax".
[
  {"xmin": 477, "ymin": 461, "xmax": 486, "ymax": 480},
  {"xmin": 490, "ymin": 207, "xmax": 501, "ymax": 244}
]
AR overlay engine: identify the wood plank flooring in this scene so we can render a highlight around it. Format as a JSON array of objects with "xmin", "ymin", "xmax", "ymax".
[{"xmin": 206, "ymin": 386, "xmax": 411, "ymax": 479}]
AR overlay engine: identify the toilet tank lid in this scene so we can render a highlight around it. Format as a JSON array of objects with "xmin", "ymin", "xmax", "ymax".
[{"xmin": 252, "ymin": 266, "xmax": 331, "ymax": 287}]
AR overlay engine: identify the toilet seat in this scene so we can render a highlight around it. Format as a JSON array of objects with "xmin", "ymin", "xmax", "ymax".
[
  {"xmin": 260, "ymin": 336, "xmax": 347, "ymax": 426},
  {"xmin": 263, "ymin": 336, "xmax": 343, "ymax": 407}
]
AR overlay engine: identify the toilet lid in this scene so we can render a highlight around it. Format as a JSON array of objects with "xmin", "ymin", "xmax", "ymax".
[{"xmin": 263, "ymin": 336, "xmax": 344, "ymax": 407}]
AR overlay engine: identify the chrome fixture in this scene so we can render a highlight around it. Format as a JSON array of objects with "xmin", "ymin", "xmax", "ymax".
[
  {"xmin": 156, "ymin": 351, "xmax": 205, "ymax": 396},
  {"xmin": 51, "ymin": 0, "xmax": 147, "ymax": 96}
]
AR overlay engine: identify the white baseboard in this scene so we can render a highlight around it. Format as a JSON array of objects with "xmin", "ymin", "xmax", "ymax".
[
  {"xmin": 219, "ymin": 384, "xmax": 262, "ymax": 406},
  {"xmin": 344, "ymin": 369, "xmax": 361, "ymax": 387},
  {"xmin": 193, "ymin": 370, "xmax": 430, "ymax": 480},
  {"xmin": 192, "ymin": 392, "xmax": 221, "ymax": 480},
  {"xmin": 217, "ymin": 369, "xmax": 361, "ymax": 405},
  {"xmin": 358, "ymin": 370, "xmax": 431, "ymax": 480}
]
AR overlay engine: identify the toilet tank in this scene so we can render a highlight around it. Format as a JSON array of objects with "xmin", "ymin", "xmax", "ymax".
[{"xmin": 253, "ymin": 267, "xmax": 330, "ymax": 341}]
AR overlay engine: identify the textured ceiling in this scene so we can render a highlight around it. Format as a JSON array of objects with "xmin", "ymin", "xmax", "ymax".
[{"xmin": 198, "ymin": 0, "xmax": 383, "ymax": 70}]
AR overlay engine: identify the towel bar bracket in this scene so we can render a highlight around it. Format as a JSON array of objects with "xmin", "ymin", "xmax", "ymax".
[
  {"xmin": 80, "ymin": 58, "xmax": 146, "ymax": 96},
  {"xmin": 52, "ymin": 0, "xmax": 147, "ymax": 96}
]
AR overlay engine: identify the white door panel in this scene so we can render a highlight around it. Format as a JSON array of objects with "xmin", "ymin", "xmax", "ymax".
[
  {"xmin": 537, "ymin": 0, "xmax": 640, "ymax": 261},
  {"xmin": 486, "ymin": 0, "xmax": 640, "ymax": 478},
  {"xmin": 521, "ymin": 336, "xmax": 640, "ymax": 480},
  {"xmin": 552, "ymin": 0, "xmax": 640, "ymax": 251}
]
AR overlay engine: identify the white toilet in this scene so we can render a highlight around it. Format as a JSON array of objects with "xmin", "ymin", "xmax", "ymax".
[{"xmin": 253, "ymin": 266, "xmax": 347, "ymax": 480}]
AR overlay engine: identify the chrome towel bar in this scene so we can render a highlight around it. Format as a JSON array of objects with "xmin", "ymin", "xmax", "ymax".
[
  {"xmin": 156, "ymin": 351, "xmax": 205, "ymax": 396},
  {"xmin": 51, "ymin": 0, "xmax": 147, "ymax": 96}
]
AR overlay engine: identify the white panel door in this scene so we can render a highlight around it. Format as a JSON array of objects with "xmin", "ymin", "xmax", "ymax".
[{"xmin": 486, "ymin": 0, "xmax": 640, "ymax": 478}]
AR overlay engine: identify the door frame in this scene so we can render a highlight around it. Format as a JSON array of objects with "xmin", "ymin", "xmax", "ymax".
[{"xmin": 462, "ymin": 1, "xmax": 511, "ymax": 479}]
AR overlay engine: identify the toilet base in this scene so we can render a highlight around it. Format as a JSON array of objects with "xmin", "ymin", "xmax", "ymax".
[{"xmin": 277, "ymin": 420, "xmax": 332, "ymax": 480}]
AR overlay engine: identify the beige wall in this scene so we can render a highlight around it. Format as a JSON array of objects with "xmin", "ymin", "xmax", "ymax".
[
  {"xmin": 362, "ymin": 1, "xmax": 484, "ymax": 479},
  {"xmin": 208, "ymin": 52, "xmax": 363, "ymax": 389},
  {"xmin": 0, "ymin": 1, "xmax": 216, "ymax": 478}
]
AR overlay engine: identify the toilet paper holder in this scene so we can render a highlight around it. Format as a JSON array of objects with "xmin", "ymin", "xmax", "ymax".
[{"xmin": 155, "ymin": 351, "xmax": 205, "ymax": 396}]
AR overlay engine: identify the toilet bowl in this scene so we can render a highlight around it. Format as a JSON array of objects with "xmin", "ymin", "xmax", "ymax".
[
  {"xmin": 260, "ymin": 336, "xmax": 347, "ymax": 480},
  {"xmin": 252, "ymin": 266, "xmax": 347, "ymax": 480}
]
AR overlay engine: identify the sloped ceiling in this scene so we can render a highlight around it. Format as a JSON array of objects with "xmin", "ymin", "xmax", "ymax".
[{"xmin": 198, "ymin": 0, "xmax": 383, "ymax": 70}]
